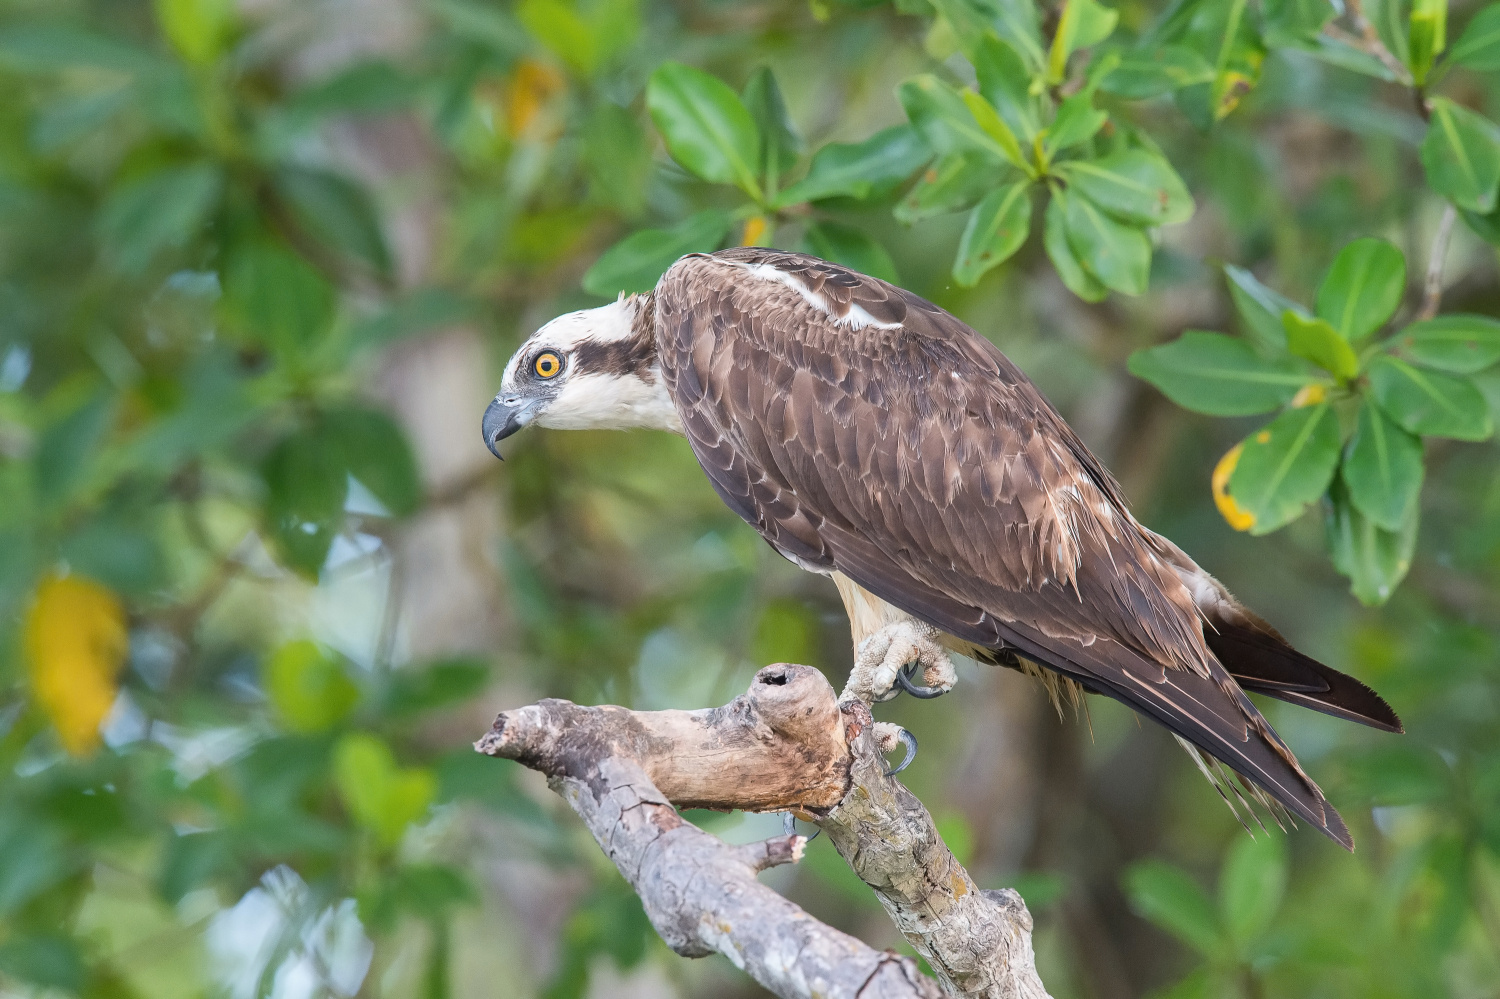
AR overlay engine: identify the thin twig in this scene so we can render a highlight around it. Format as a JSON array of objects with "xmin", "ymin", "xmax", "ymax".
[
  {"xmin": 1417, "ymin": 203, "xmax": 1458, "ymax": 322},
  {"xmin": 1329, "ymin": 0, "xmax": 1414, "ymax": 85}
]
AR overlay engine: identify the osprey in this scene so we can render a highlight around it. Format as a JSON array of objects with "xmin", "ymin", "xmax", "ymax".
[{"xmin": 483, "ymin": 248, "xmax": 1401, "ymax": 849}]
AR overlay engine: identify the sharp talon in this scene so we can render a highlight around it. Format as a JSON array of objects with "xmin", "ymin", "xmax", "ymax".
[
  {"xmin": 780, "ymin": 811, "xmax": 820, "ymax": 842},
  {"xmin": 894, "ymin": 662, "xmax": 947, "ymax": 699},
  {"xmin": 884, "ymin": 728, "xmax": 918, "ymax": 777}
]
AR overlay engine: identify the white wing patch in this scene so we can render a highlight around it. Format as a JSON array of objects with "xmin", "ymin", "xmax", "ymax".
[{"xmin": 733, "ymin": 262, "xmax": 902, "ymax": 330}]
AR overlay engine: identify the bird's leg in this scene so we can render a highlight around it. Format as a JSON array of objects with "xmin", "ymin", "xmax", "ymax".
[{"xmin": 841, "ymin": 620, "xmax": 957, "ymax": 704}]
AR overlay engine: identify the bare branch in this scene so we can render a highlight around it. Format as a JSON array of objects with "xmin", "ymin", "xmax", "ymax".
[
  {"xmin": 477, "ymin": 664, "xmax": 1050, "ymax": 999},
  {"xmin": 1417, "ymin": 203, "xmax": 1459, "ymax": 322}
]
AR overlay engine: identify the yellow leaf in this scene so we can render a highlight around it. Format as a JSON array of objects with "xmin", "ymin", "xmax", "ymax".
[
  {"xmin": 1291, "ymin": 383, "xmax": 1327, "ymax": 408},
  {"xmin": 504, "ymin": 59, "xmax": 565, "ymax": 137},
  {"xmin": 741, "ymin": 215, "xmax": 768, "ymax": 247},
  {"xmin": 1212, "ymin": 443, "xmax": 1257, "ymax": 532},
  {"xmin": 25, "ymin": 574, "xmax": 128, "ymax": 756}
]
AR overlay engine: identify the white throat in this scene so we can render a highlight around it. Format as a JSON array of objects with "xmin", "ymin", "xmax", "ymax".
[{"xmin": 536, "ymin": 366, "xmax": 684, "ymax": 434}]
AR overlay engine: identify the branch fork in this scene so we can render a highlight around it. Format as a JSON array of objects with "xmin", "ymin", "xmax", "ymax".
[{"xmin": 476, "ymin": 664, "xmax": 1049, "ymax": 999}]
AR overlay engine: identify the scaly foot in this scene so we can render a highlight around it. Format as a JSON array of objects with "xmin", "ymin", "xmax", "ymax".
[{"xmin": 841, "ymin": 620, "xmax": 957, "ymax": 704}]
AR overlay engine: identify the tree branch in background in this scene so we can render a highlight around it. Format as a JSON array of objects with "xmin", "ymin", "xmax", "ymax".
[
  {"xmin": 476, "ymin": 664, "xmax": 1051, "ymax": 999},
  {"xmin": 1417, "ymin": 203, "xmax": 1458, "ymax": 322}
]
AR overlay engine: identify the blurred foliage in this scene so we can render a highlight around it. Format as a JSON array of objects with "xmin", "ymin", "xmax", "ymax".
[{"xmin": 0, "ymin": 0, "xmax": 1499, "ymax": 998}]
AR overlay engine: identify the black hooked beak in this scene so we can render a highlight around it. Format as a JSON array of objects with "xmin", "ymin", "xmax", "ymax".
[{"xmin": 482, "ymin": 398, "xmax": 526, "ymax": 460}]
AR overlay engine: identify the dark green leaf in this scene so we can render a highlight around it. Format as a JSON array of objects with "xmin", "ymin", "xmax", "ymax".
[
  {"xmin": 1420, "ymin": 97, "xmax": 1500, "ymax": 213},
  {"xmin": 953, "ymin": 181, "xmax": 1033, "ymax": 286},
  {"xmin": 159, "ymin": 831, "xmax": 234, "ymax": 904},
  {"xmin": 1063, "ymin": 188, "xmax": 1151, "ymax": 295},
  {"xmin": 581, "ymin": 210, "xmax": 731, "ymax": 296},
  {"xmin": 1224, "ymin": 265, "xmax": 1306, "ymax": 354},
  {"xmin": 0, "ymin": 24, "xmax": 164, "ymax": 74},
  {"xmin": 801, "ymin": 222, "xmax": 900, "ymax": 284},
  {"xmin": 324, "ymin": 407, "xmax": 422, "ymax": 517},
  {"xmin": 261, "ymin": 428, "xmax": 348, "ymax": 579},
  {"xmin": 974, "ymin": 35, "xmax": 1042, "ymax": 142},
  {"xmin": 1219, "ymin": 835, "xmax": 1287, "ymax": 947},
  {"xmin": 1395, "ymin": 314, "xmax": 1500, "ymax": 373},
  {"xmin": 36, "ymin": 390, "xmax": 113, "ymax": 504},
  {"xmin": 1044, "ymin": 189, "xmax": 1108, "ymax": 302},
  {"xmin": 222, "ymin": 240, "xmax": 336, "ymax": 356},
  {"xmin": 1100, "ymin": 44, "xmax": 1216, "ymax": 98},
  {"xmin": 274, "ymin": 167, "xmax": 392, "ymax": 279},
  {"xmin": 1314, "ymin": 238, "xmax": 1405, "ymax": 340},
  {"xmin": 382, "ymin": 659, "xmax": 491, "ymax": 719},
  {"xmin": 1056, "ymin": 150, "xmax": 1193, "ymax": 226},
  {"xmin": 892, "ymin": 151, "xmax": 994, "ymax": 224},
  {"xmin": 646, "ymin": 62, "xmax": 762, "ymax": 197},
  {"xmin": 1128, "ymin": 331, "xmax": 1311, "ymax": 415},
  {"xmin": 741, "ymin": 66, "xmax": 801, "ymax": 179},
  {"xmin": 1344, "ymin": 397, "xmax": 1424, "ymax": 530},
  {"xmin": 898, "ymin": 75, "xmax": 1009, "ymax": 163},
  {"xmin": 1122, "ymin": 860, "xmax": 1223, "ymax": 956},
  {"xmin": 1446, "ymin": 4, "xmax": 1500, "ymax": 70},
  {"xmin": 1283, "ymin": 312, "xmax": 1360, "ymax": 379},
  {"xmin": 285, "ymin": 60, "xmax": 419, "ymax": 119},
  {"xmin": 1228, "ymin": 403, "xmax": 1343, "ymax": 534},
  {"xmin": 0, "ymin": 814, "xmax": 69, "ymax": 915},
  {"xmin": 1327, "ymin": 475, "xmax": 1419, "ymax": 606},
  {"xmin": 98, "ymin": 163, "xmax": 223, "ymax": 274},
  {"xmin": 0, "ymin": 935, "xmax": 85, "ymax": 991},
  {"xmin": 775, "ymin": 126, "xmax": 931, "ymax": 205},
  {"xmin": 1368, "ymin": 355, "xmax": 1494, "ymax": 440}
]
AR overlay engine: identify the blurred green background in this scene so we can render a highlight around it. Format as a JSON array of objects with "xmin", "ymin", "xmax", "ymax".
[{"xmin": 2, "ymin": 0, "xmax": 1500, "ymax": 997}]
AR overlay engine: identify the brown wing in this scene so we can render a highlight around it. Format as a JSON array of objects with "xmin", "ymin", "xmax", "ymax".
[{"xmin": 655, "ymin": 247, "xmax": 1353, "ymax": 848}]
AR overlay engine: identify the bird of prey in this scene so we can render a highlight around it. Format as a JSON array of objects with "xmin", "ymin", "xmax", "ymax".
[{"xmin": 483, "ymin": 248, "xmax": 1401, "ymax": 849}]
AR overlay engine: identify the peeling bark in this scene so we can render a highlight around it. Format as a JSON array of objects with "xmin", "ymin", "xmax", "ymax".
[{"xmin": 477, "ymin": 664, "xmax": 1050, "ymax": 999}]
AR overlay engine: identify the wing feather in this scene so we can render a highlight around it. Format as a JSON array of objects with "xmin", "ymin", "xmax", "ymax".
[{"xmin": 656, "ymin": 248, "xmax": 1359, "ymax": 848}]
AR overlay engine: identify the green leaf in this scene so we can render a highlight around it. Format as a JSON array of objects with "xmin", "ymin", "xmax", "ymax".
[
  {"xmin": 1056, "ymin": 150, "xmax": 1193, "ymax": 226},
  {"xmin": 741, "ymin": 66, "xmax": 802, "ymax": 180},
  {"xmin": 0, "ymin": 935, "xmax": 85, "ymax": 992},
  {"xmin": 0, "ymin": 24, "xmax": 164, "ymax": 74},
  {"xmin": 153, "ymin": 0, "xmax": 236, "ymax": 64},
  {"xmin": 1282, "ymin": 312, "xmax": 1360, "ymax": 380},
  {"xmin": 265, "ymin": 640, "xmax": 360, "ymax": 733},
  {"xmin": 1420, "ymin": 97, "xmax": 1500, "ymax": 213},
  {"xmin": 1063, "ymin": 188, "xmax": 1151, "ymax": 295},
  {"xmin": 1395, "ymin": 314, "xmax": 1500, "ymax": 373},
  {"xmin": 1344, "ymin": 396, "xmax": 1424, "ymax": 529},
  {"xmin": 284, "ymin": 61, "xmax": 419, "ymax": 120},
  {"xmin": 1327, "ymin": 475, "xmax": 1418, "ymax": 606},
  {"xmin": 953, "ymin": 181, "xmax": 1033, "ymax": 286},
  {"xmin": 776, "ymin": 126, "xmax": 930, "ymax": 205},
  {"xmin": 261, "ymin": 427, "xmax": 348, "ymax": 578},
  {"xmin": 646, "ymin": 62, "xmax": 762, "ymax": 198},
  {"xmin": 1122, "ymin": 860, "xmax": 1223, "ymax": 956},
  {"xmin": 1408, "ymin": 0, "xmax": 1447, "ymax": 84},
  {"xmin": 222, "ymin": 240, "xmax": 335, "ymax": 357},
  {"xmin": 893, "ymin": 151, "xmax": 995, "ymax": 224},
  {"xmin": 1045, "ymin": 93, "xmax": 1108, "ymax": 156},
  {"xmin": 801, "ymin": 222, "xmax": 900, "ymax": 284},
  {"xmin": 334, "ymin": 733, "xmax": 436, "ymax": 847},
  {"xmin": 898, "ymin": 75, "xmax": 1009, "ymax": 163},
  {"xmin": 324, "ymin": 407, "xmax": 422, "ymax": 517},
  {"xmin": 1367, "ymin": 355, "xmax": 1495, "ymax": 440},
  {"xmin": 1224, "ymin": 264, "xmax": 1306, "ymax": 354},
  {"xmin": 1446, "ymin": 4, "xmax": 1500, "ymax": 70},
  {"xmin": 1100, "ymin": 44, "xmax": 1215, "ymax": 98},
  {"xmin": 1228, "ymin": 403, "xmax": 1343, "ymax": 534},
  {"xmin": 961, "ymin": 90, "xmax": 1030, "ymax": 174},
  {"xmin": 274, "ymin": 167, "xmax": 393, "ymax": 279},
  {"xmin": 381, "ymin": 659, "xmax": 491, "ymax": 720},
  {"xmin": 974, "ymin": 35, "xmax": 1042, "ymax": 142},
  {"xmin": 97, "ymin": 163, "xmax": 223, "ymax": 275},
  {"xmin": 1314, "ymin": 237, "xmax": 1406, "ymax": 340},
  {"xmin": 1219, "ymin": 835, "xmax": 1287, "ymax": 947},
  {"xmin": 1127, "ymin": 331, "xmax": 1310, "ymax": 415},
  {"xmin": 517, "ymin": 0, "xmax": 632, "ymax": 76},
  {"xmin": 1044, "ymin": 189, "xmax": 1108, "ymax": 302},
  {"xmin": 581, "ymin": 210, "xmax": 731, "ymax": 296},
  {"xmin": 1208, "ymin": 0, "xmax": 1266, "ymax": 122},
  {"xmin": 1048, "ymin": 0, "xmax": 1119, "ymax": 84}
]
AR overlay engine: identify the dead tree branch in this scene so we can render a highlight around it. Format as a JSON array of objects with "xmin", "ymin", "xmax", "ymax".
[{"xmin": 476, "ymin": 663, "xmax": 1050, "ymax": 999}]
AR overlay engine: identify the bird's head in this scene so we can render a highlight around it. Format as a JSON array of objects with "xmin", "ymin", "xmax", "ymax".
[{"xmin": 482, "ymin": 294, "xmax": 678, "ymax": 458}]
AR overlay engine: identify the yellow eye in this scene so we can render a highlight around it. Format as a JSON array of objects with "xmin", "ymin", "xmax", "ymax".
[{"xmin": 533, "ymin": 351, "xmax": 562, "ymax": 379}]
